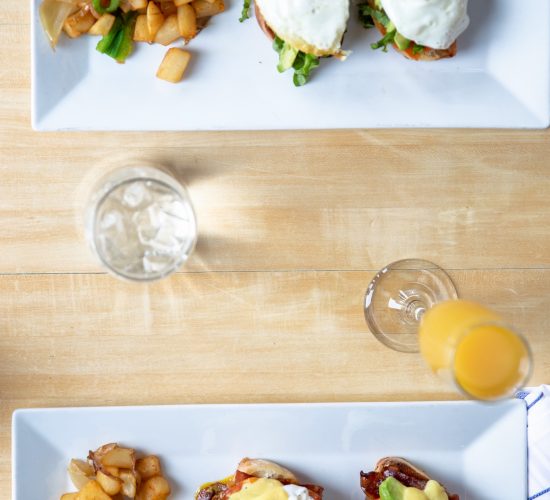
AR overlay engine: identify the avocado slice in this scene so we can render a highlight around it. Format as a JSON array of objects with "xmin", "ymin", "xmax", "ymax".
[
  {"xmin": 379, "ymin": 477, "xmax": 406, "ymax": 500},
  {"xmin": 394, "ymin": 32, "xmax": 410, "ymax": 50},
  {"xmin": 277, "ymin": 42, "xmax": 298, "ymax": 73},
  {"xmin": 384, "ymin": 20, "xmax": 395, "ymax": 32}
]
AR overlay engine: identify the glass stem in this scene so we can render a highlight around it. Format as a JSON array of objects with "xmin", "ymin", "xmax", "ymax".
[
  {"xmin": 406, "ymin": 301, "xmax": 426, "ymax": 322},
  {"xmin": 388, "ymin": 292, "xmax": 427, "ymax": 325}
]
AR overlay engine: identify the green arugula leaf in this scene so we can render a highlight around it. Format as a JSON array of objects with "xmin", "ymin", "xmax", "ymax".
[
  {"xmin": 371, "ymin": 29, "xmax": 396, "ymax": 52},
  {"xmin": 273, "ymin": 36, "xmax": 284, "ymax": 54},
  {"xmin": 358, "ymin": 5, "xmax": 374, "ymax": 29},
  {"xmin": 292, "ymin": 52, "xmax": 320, "ymax": 87},
  {"xmin": 360, "ymin": 2, "xmax": 424, "ymax": 54},
  {"xmin": 358, "ymin": 3, "xmax": 390, "ymax": 28},
  {"xmin": 272, "ymin": 36, "xmax": 320, "ymax": 86},
  {"xmin": 239, "ymin": 0, "xmax": 251, "ymax": 22}
]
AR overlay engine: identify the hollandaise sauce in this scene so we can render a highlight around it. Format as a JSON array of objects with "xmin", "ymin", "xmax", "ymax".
[{"xmin": 229, "ymin": 479, "xmax": 312, "ymax": 500}]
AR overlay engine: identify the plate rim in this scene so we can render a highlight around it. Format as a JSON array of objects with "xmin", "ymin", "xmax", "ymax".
[{"xmin": 12, "ymin": 399, "xmax": 528, "ymax": 499}]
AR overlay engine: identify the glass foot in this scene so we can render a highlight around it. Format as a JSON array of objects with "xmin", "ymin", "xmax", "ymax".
[{"xmin": 364, "ymin": 259, "xmax": 458, "ymax": 353}]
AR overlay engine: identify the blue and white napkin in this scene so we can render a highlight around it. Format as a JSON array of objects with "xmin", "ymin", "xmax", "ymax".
[{"xmin": 517, "ymin": 386, "xmax": 550, "ymax": 499}]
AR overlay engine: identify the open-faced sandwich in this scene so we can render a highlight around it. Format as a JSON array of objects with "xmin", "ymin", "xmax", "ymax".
[
  {"xmin": 196, "ymin": 457, "xmax": 324, "ymax": 499},
  {"xmin": 359, "ymin": 0, "xmax": 469, "ymax": 60},
  {"xmin": 240, "ymin": 0, "xmax": 350, "ymax": 86},
  {"xmin": 361, "ymin": 457, "xmax": 459, "ymax": 500}
]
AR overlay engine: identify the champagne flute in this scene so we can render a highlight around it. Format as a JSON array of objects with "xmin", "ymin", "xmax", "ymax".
[{"xmin": 364, "ymin": 259, "xmax": 532, "ymax": 400}]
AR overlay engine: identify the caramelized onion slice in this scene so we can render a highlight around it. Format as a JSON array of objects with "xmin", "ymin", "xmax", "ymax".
[{"xmin": 39, "ymin": 0, "xmax": 79, "ymax": 48}]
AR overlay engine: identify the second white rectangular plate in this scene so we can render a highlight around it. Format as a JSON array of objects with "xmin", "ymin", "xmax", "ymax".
[
  {"xmin": 31, "ymin": 0, "xmax": 550, "ymax": 130},
  {"xmin": 13, "ymin": 400, "xmax": 527, "ymax": 499}
]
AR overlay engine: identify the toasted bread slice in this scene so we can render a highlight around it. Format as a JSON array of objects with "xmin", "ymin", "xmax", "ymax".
[
  {"xmin": 366, "ymin": 0, "xmax": 457, "ymax": 61},
  {"xmin": 237, "ymin": 458, "xmax": 298, "ymax": 483},
  {"xmin": 254, "ymin": 1, "xmax": 275, "ymax": 41}
]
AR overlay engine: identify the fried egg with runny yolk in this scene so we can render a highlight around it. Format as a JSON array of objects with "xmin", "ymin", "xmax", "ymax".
[
  {"xmin": 380, "ymin": 0, "xmax": 469, "ymax": 49},
  {"xmin": 254, "ymin": 0, "xmax": 350, "ymax": 57}
]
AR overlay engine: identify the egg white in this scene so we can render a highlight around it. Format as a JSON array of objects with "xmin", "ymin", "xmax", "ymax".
[
  {"xmin": 380, "ymin": 0, "xmax": 469, "ymax": 49},
  {"xmin": 255, "ymin": 0, "xmax": 350, "ymax": 56}
]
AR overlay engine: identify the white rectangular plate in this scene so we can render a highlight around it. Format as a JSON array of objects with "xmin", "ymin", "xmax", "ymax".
[
  {"xmin": 31, "ymin": 0, "xmax": 550, "ymax": 130},
  {"xmin": 13, "ymin": 400, "xmax": 527, "ymax": 499}
]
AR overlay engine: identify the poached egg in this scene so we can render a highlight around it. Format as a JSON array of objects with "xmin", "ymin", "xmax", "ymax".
[
  {"xmin": 254, "ymin": 0, "xmax": 350, "ymax": 56},
  {"xmin": 228, "ymin": 478, "xmax": 313, "ymax": 500},
  {"xmin": 380, "ymin": 0, "xmax": 469, "ymax": 49}
]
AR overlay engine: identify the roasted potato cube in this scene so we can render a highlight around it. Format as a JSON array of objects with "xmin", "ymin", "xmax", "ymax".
[
  {"xmin": 160, "ymin": 1, "xmax": 177, "ymax": 15},
  {"xmin": 88, "ymin": 443, "xmax": 117, "ymax": 471},
  {"xmin": 134, "ymin": 14, "xmax": 151, "ymax": 42},
  {"xmin": 63, "ymin": 8, "xmax": 96, "ymax": 37},
  {"xmin": 96, "ymin": 470, "xmax": 122, "ymax": 495},
  {"xmin": 136, "ymin": 476, "xmax": 171, "ymax": 500},
  {"xmin": 174, "ymin": 0, "xmax": 193, "ymax": 5},
  {"xmin": 136, "ymin": 456, "xmax": 162, "ymax": 481},
  {"xmin": 60, "ymin": 493, "xmax": 79, "ymax": 500},
  {"xmin": 101, "ymin": 447, "xmax": 135, "ymax": 469},
  {"xmin": 67, "ymin": 458, "xmax": 95, "ymax": 490},
  {"xmin": 156, "ymin": 48, "xmax": 191, "ymax": 83},
  {"xmin": 177, "ymin": 4, "xmax": 197, "ymax": 40},
  {"xmin": 129, "ymin": 0, "xmax": 148, "ymax": 9},
  {"xmin": 88, "ymin": 13, "xmax": 116, "ymax": 36},
  {"xmin": 191, "ymin": 0, "xmax": 224, "ymax": 18},
  {"xmin": 120, "ymin": 470, "xmax": 138, "ymax": 498},
  {"xmin": 154, "ymin": 15, "xmax": 180, "ymax": 45},
  {"xmin": 63, "ymin": 21, "xmax": 80, "ymax": 38},
  {"xmin": 147, "ymin": 1, "xmax": 165, "ymax": 40},
  {"xmin": 76, "ymin": 480, "xmax": 111, "ymax": 500}
]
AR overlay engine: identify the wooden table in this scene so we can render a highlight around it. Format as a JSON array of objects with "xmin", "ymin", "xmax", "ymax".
[{"xmin": 1, "ymin": 1, "xmax": 550, "ymax": 496}]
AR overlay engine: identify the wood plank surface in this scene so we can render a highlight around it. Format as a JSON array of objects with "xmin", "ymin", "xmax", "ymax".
[
  {"xmin": 1, "ymin": 0, "xmax": 549, "ymax": 498},
  {"xmin": 1, "ymin": 135, "xmax": 549, "ymax": 273}
]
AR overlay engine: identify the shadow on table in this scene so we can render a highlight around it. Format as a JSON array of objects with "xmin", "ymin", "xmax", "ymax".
[
  {"xmin": 189, "ymin": 233, "xmax": 243, "ymax": 273},
  {"xmin": 459, "ymin": 0, "xmax": 496, "ymax": 53}
]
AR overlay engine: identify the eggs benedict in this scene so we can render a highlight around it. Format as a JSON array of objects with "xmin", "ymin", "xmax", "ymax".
[
  {"xmin": 359, "ymin": 0, "xmax": 469, "ymax": 60},
  {"xmin": 240, "ymin": 0, "xmax": 350, "ymax": 86},
  {"xmin": 360, "ymin": 457, "xmax": 459, "ymax": 500},
  {"xmin": 196, "ymin": 458, "xmax": 324, "ymax": 500}
]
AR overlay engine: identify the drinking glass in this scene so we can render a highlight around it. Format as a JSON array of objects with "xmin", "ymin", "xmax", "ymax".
[
  {"xmin": 86, "ymin": 166, "xmax": 197, "ymax": 282},
  {"xmin": 364, "ymin": 259, "xmax": 532, "ymax": 400}
]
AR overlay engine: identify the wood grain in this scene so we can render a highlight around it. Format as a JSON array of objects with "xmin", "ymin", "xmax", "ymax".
[
  {"xmin": 1, "ymin": 138, "xmax": 549, "ymax": 273},
  {"xmin": 1, "ymin": 0, "xmax": 550, "ymax": 498}
]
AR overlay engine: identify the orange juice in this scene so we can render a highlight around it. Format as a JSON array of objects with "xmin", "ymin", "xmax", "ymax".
[{"xmin": 419, "ymin": 300, "xmax": 531, "ymax": 400}]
